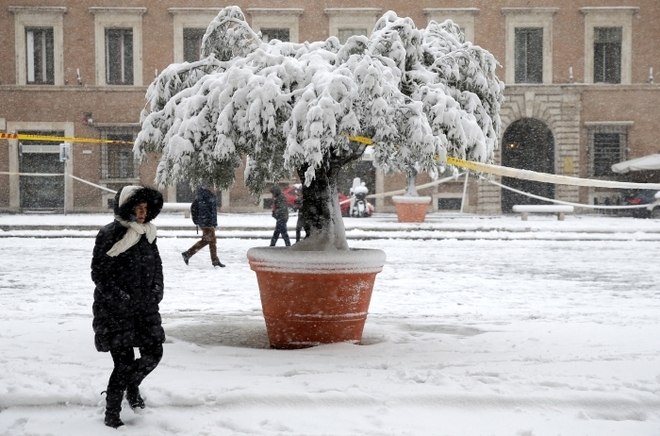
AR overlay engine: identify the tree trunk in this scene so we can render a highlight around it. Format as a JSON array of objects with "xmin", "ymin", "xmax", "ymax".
[
  {"xmin": 295, "ymin": 161, "xmax": 348, "ymax": 251},
  {"xmin": 405, "ymin": 168, "xmax": 419, "ymax": 197}
]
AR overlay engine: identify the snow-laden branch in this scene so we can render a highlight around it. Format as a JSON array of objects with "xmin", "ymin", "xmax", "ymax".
[
  {"xmin": 135, "ymin": 6, "xmax": 503, "ymax": 195},
  {"xmin": 134, "ymin": 6, "xmax": 504, "ymax": 250}
]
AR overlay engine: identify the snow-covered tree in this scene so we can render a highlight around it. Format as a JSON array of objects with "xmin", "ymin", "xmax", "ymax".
[{"xmin": 135, "ymin": 6, "xmax": 504, "ymax": 251}]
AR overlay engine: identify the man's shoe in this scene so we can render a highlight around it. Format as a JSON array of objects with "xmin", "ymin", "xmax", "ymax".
[
  {"xmin": 212, "ymin": 260, "xmax": 226, "ymax": 268},
  {"xmin": 181, "ymin": 252, "xmax": 190, "ymax": 265}
]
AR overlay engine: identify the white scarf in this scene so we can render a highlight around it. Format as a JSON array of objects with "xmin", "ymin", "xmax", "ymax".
[{"xmin": 106, "ymin": 218, "xmax": 157, "ymax": 257}]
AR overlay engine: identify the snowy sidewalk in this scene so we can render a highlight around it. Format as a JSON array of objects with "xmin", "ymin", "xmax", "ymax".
[
  {"xmin": 1, "ymin": 227, "xmax": 659, "ymax": 435},
  {"xmin": 0, "ymin": 212, "xmax": 659, "ymax": 241}
]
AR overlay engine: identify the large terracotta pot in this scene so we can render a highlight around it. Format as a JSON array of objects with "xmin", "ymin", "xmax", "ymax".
[
  {"xmin": 392, "ymin": 195, "xmax": 432, "ymax": 223},
  {"xmin": 247, "ymin": 247, "xmax": 386, "ymax": 349}
]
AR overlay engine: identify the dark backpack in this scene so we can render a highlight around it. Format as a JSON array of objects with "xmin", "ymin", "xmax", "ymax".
[{"xmin": 190, "ymin": 198, "xmax": 200, "ymax": 225}]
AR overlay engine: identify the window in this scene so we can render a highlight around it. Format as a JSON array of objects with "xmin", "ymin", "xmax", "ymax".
[
  {"xmin": 587, "ymin": 125, "xmax": 629, "ymax": 177},
  {"xmin": 247, "ymin": 8, "xmax": 303, "ymax": 43},
  {"xmin": 102, "ymin": 133, "xmax": 138, "ymax": 180},
  {"xmin": 325, "ymin": 8, "xmax": 381, "ymax": 43},
  {"xmin": 10, "ymin": 6, "xmax": 65, "ymax": 86},
  {"xmin": 337, "ymin": 28, "xmax": 368, "ymax": 44},
  {"xmin": 90, "ymin": 7, "xmax": 145, "ymax": 86},
  {"xmin": 105, "ymin": 28, "xmax": 133, "ymax": 85},
  {"xmin": 423, "ymin": 8, "xmax": 479, "ymax": 43},
  {"xmin": 18, "ymin": 130, "xmax": 64, "ymax": 209},
  {"xmin": 169, "ymin": 8, "xmax": 219, "ymax": 62},
  {"xmin": 25, "ymin": 28, "xmax": 54, "ymax": 84},
  {"xmin": 107, "ymin": 143, "xmax": 135, "ymax": 178},
  {"xmin": 593, "ymin": 27, "xmax": 621, "ymax": 83},
  {"xmin": 514, "ymin": 28, "xmax": 543, "ymax": 83},
  {"xmin": 592, "ymin": 133, "xmax": 621, "ymax": 176},
  {"xmin": 183, "ymin": 28, "xmax": 205, "ymax": 62},
  {"xmin": 261, "ymin": 28, "xmax": 290, "ymax": 43},
  {"xmin": 502, "ymin": 8, "xmax": 557, "ymax": 85},
  {"xmin": 581, "ymin": 7, "xmax": 637, "ymax": 85}
]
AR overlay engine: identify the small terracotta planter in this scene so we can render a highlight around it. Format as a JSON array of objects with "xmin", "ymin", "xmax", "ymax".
[
  {"xmin": 392, "ymin": 195, "xmax": 432, "ymax": 223},
  {"xmin": 247, "ymin": 247, "xmax": 386, "ymax": 349}
]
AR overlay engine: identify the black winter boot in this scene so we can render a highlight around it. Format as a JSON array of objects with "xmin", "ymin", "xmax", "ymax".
[
  {"xmin": 126, "ymin": 385, "xmax": 145, "ymax": 410},
  {"xmin": 104, "ymin": 409, "xmax": 124, "ymax": 428},
  {"xmin": 102, "ymin": 390, "xmax": 124, "ymax": 428}
]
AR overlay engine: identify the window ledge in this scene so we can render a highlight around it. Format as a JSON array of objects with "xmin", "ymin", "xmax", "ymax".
[
  {"xmin": 584, "ymin": 121, "xmax": 634, "ymax": 127},
  {"xmin": 324, "ymin": 8, "xmax": 382, "ymax": 16},
  {"xmin": 580, "ymin": 7, "xmax": 640, "ymax": 16},
  {"xmin": 423, "ymin": 8, "xmax": 479, "ymax": 16},
  {"xmin": 9, "ymin": 6, "xmax": 67, "ymax": 14},
  {"xmin": 88, "ymin": 7, "xmax": 147, "ymax": 16},
  {"xmin": 501, "ymin": 8, "xmax": 559, "ymax": 16},
  {"xmin": 247, "ymin": 8, "xmax": 304, "ymax": 16}
]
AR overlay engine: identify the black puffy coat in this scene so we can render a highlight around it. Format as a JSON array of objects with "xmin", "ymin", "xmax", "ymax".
[
  {"xmin": 91, "ymin": 186, "xmax": 165, "ymax": 352},
  {"xmin": 270, "ymin": 186, "xmax": 289, "ymax": 222},
  {"xmin": 191, "ymin": 187, "xmax": 218, "ymax": 227}
]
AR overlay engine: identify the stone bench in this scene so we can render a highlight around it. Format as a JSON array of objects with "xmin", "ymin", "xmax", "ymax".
[
  {"xmin": 161, "ymin": 202, "xmax": 192, "ymax": 218},
  {"xmin": 512, "ymin": 204, "xmax": 574, "ymax": 221}
]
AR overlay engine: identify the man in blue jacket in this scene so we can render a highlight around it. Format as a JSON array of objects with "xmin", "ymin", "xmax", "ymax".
[{"xmin": 182, "ymin": 185, "xmax": 226, "ymax": 267}]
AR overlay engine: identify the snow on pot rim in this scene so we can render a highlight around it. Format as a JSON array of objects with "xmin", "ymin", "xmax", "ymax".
[
  {"xmin": 247, "ymin": 247, "xmax": 386, "ymax": 274},
  {"xmin": 391, "ymin": 195, "xmax": 432, "ymax": 204}
]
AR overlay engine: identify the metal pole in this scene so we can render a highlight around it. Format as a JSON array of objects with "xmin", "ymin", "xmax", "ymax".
[{"xmin": 460, "ymin": 171, "xmax": 470, "ymax": 213}]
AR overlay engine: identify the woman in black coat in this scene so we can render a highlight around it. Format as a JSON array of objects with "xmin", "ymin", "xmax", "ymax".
[{"xmin": 91, "ymin": 185, "xmax": 165, "ymax": 428}]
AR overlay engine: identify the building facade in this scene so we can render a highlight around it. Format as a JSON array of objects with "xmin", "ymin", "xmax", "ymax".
[{"xmin": 1, "ymin": 1, "xmax": 658, "ymax": 213}]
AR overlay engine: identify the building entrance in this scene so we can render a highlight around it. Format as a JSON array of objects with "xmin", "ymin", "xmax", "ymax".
[
  {"xmin": 501, "ymin": 118, "xmax": 555, "ymax": 212},
  {"xmin": 19, "ymin": 132, "xmax": 65, "ymax": 210}
]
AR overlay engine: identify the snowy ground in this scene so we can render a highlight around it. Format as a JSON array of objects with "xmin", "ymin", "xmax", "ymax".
[{"xmin": 0, "ymin": 212, "xmax": 659, "ymax": 435}]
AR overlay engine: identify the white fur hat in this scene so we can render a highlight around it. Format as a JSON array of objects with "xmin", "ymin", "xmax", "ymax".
[{"xmin": 117, "ymin": 185, "xmax": 141, "ymax": 208}]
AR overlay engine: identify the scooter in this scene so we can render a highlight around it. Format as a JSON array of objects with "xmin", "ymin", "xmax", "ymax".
[{"xmin": 350, "ymin": 182, "xmax": 370, "ymax": 217}]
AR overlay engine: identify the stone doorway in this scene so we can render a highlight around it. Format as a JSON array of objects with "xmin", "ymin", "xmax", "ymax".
[{"xmin": 501, "ymin": 118, "xmax": 555, "ymax": 212}]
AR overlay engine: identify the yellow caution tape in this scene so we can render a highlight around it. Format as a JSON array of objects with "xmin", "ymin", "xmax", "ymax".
[
  {"xmin": 447, "ymin": 156, "xmax": 485, "ymax": 172},
  {"xmin": 5, "ymin": 131, "xmax": 659, "ymax": 190},
  {"xmin": 448, "ymin": 156, "xmax": 660, "ymax": 190},
  {"xmin": 0, "ymin": 132, "xmax": 131, "ymax": 144},
  {"xmin": 3, "ymin": 131, "xmax": 373, "ymax": 146},
  {"xmin": 346, "ymin": 137, "xmax": 660, "ymax": 190},
  {"xmin": 347, "ymin": 135, "xmax": 375, "ymax": 145}
]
